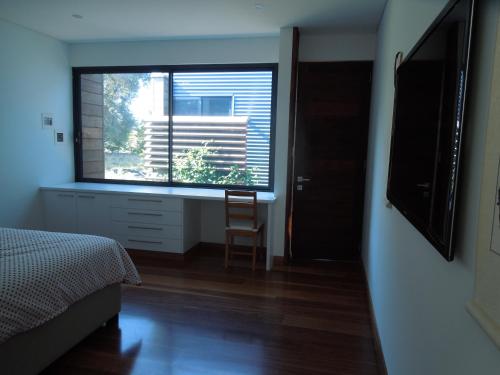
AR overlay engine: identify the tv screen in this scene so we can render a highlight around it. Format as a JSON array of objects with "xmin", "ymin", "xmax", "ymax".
[{"xmin": 387, "ymin": 0, "xmax": 475, "ymax": 261}]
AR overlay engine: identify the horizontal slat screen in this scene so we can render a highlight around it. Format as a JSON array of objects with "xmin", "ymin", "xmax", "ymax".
[{"xmin": 144, "ymin": 116, "xmax": 248, "ymax": 170}]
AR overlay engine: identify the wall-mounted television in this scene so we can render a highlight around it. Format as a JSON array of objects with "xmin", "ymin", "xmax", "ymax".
[{"xmin": 387, "ymin": 0, "xmax": 476, "ymax": 261}]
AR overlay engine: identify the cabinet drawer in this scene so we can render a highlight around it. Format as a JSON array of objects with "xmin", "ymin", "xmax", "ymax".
[
  {"xmin": 114, "ymin": 235, "xmax": 182, "ymax": 253},
  {"xmin": 111, "ymin": 194, "xmax": 182, "ymax": 211},
  {"xmin": 111, "ymin": 208, "xmax": 181, "ymax": 225},
  {"xmin": 111, "ymin": 222, "xmax": 182, "ymax": 240}
]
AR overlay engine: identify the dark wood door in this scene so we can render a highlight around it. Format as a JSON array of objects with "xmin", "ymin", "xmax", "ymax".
[{"xmin": 290, "ymin": 62, "xmax": 372, "ymax": 261}]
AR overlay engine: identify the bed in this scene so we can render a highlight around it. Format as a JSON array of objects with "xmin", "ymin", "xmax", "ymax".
[{"xmin": 0, "ymin": 227, "xmax": 141, "ymax": 375}]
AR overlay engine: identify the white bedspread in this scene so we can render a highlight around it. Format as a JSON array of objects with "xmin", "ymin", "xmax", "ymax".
[{"xmin": 0, "ymin": 227, "xmax": 141, "ymax": 344}]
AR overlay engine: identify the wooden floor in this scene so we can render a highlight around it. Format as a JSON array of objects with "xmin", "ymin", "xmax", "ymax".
[{"xmin": 42, "ymin": 250, "xmax": 382, "ymax": 375}]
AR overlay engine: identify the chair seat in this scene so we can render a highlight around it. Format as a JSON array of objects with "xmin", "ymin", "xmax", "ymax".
[{"xmin": 225, "ymin": 223, "xmax": 264, "ymax": 232}]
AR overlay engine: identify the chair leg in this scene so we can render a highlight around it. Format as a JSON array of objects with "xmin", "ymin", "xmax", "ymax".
[
  {"xmin": 252, "ymin": 235, "xmax": 257, "ymax": 272},
  {"xmin": 225, "ymin": 232, "xmax": 230, "ymax": 269}
]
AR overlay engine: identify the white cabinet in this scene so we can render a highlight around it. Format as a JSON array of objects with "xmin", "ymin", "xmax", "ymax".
[
  {"xmin": 110, "ymin": 222, "xmax": 182, "ymax": 239},
  {"xmin": 111, "ymin": 195, "xmax": 182, "ymax": 211},
  {"xmin": 110, "ymin": 208, "xmax": 182, "ymax": 226},
  {"xmin": 109, "ymin": 194, "xmax": 186, "ymax": 253},
  {"xmin": 43, "ymin": 191, "xmax": 110, "ymax": 236},
  {"xmin": 113, "ymin": 236, "xmax": 182, "ymax": 253},
  {"xmin": 41, "ymin": 182, "xmax": 275, "ymax": 270},
  {"xmin": 43, "ymin": 191, "xmax": 77, "ymax": 233},
  {"xmin": 76, "ymin": 193, "xmax": 110, "ymax": 236},
  {"xmin": 42, "ymin": 189, "xmax": 199, "ymax": 254}
]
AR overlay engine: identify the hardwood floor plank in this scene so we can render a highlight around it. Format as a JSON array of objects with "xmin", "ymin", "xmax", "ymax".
[{"xmin": 42, "ymin": 251, "xmax": 381, "ymax": 375}]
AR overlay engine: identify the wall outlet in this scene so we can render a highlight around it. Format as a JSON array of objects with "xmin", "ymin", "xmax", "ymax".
[{"xmin": 42, "ymin": 113, "xmax": 54, "ymax": 129}]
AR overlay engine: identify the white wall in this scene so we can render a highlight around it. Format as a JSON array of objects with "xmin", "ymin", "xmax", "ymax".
[
  {"xmin": 362, "ymin": 0, "xmax": 500, "ymax": 374},
  {"xmin": 69, "ymin": 37, "xmax": 279, "ymax": 66},
  {"xmin": 69, "ymin": 35, "xmax": 288, "ymax": 249},
  {"xmin": 70, "ymin": 36, "xmax": 280, "ymax": 245},
  {"xmin": 68, "ymin": 31, "xmax": 374, "ymax": 254},
  {"xmin": 0, "ymin": 19, "xmax": 73, "ymax": 228},
  {"xmin": 299, "ymin": 32, "xmax": 376, "ymax": 61}
]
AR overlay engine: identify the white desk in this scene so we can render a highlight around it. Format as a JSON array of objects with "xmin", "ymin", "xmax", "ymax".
[{"xmin": 40, "ymin": 183, "xmax": 277, "ymax": 270}]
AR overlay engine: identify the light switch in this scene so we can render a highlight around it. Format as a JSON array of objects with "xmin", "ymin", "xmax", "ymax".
[{"xmin": 54, "ymin": 130, "xmax": 64, "ymax": 144}]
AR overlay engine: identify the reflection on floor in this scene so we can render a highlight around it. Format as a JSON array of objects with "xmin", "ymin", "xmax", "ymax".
[{"xmin": 42, "ymin": 249, "xmax": 382, "ymax": 375}]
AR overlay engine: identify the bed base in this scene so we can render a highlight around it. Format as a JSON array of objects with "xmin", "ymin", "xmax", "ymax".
[{"xmin": 0, "ymin": 283, "xmax": 121, "ymax": 375}]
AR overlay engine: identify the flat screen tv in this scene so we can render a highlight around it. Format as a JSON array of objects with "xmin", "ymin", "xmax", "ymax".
[{"xmin": 387, "ymin": 0, "xmax": 476, "ymax": 261}]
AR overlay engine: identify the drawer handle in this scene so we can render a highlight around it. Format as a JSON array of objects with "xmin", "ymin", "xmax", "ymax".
[
  {"xmin": 77, "ymin": 195, "xmax": 95, "ymax": 199},
  {"xmin": 127, "ymin": 212, "xmax": 163, "ymax": 217},
  {"xmin": 128, "ymin": 198, "xmax": 162, "ymax": 203},
  {"xmin": 128, "ymin": 225, "xmax": 163, "ymax": 231},
  {"xmin": 57, "ymin": 193, "xmax": 74, "ymax": 198},
  {"xmin": 128, "ymin": 239, "xmax": 163, "ymax": 245}
]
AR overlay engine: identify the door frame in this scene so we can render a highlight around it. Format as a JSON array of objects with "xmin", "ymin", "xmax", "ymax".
[{"xmin": 283, "ymin": 27, "xmax": 300, "ymax": 264}]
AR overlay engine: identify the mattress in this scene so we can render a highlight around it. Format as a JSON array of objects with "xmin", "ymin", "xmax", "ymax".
[{"xmin": 0, "ymin": 227, "xmax": 141, "ymax": 344}]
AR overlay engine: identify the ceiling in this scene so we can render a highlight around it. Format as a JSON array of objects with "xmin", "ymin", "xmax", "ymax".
[{"xmin": 0, "ymin": 0, "xmax": 386, "ymax": 42}]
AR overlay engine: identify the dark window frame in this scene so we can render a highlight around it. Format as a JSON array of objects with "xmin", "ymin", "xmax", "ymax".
[{"xmin": 73, "ymin": 64, "xmax": 277, "ymax": 191}]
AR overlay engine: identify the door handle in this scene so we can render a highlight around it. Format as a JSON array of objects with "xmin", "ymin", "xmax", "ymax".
[{"xmin": 297, "ymin": 176, "xmax": 311, "ymax": 183}]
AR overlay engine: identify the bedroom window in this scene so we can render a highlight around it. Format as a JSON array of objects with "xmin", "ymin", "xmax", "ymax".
[
  {"xmin": 74, "ymin": 65, "xmax": 276, "ymax": 190},
  {"xmin": 174, "ymin": 96, "xmax": 233, "ymax": 116}
]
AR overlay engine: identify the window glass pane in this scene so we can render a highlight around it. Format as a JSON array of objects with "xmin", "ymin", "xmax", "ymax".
[
  {"xmin": 172, "ymin": 71, "xmax": 273, "ymax": 187},
  {"xmin": 201, "ymin": 96, "xmax": 232, "ymax": 116},
  {"xmin": 173, "ymin": 98, "xmax": 201, "ymax": 115},
  {"xmin": 80, "ymin": 72, "xmax": 170, "ymax": 182}
]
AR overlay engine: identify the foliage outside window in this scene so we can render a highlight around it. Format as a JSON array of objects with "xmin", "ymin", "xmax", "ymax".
[{"xmin": 75, "ymin": 67, "xmax": 275, "ymax": 189}]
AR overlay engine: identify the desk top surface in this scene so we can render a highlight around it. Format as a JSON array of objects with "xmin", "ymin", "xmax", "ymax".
[{"xmin": 40, "ymin": 183, "xmax": 276, "ymax": 203}]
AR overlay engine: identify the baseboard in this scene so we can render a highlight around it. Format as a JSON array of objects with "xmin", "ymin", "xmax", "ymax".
[{"xmin": 361, "ymin": 265, "xmax": 388, "ymax": 375}]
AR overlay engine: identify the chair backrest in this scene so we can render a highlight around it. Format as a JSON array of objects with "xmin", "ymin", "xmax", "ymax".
[{"xmin": 225, "ymin": 190, "xmax": 258, "ymax": 229}]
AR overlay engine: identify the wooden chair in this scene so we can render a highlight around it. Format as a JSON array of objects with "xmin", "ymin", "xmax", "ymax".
[{"xmin": 224, "ymin": 190, "xmax": 264, "ymax": 271}]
